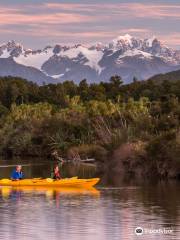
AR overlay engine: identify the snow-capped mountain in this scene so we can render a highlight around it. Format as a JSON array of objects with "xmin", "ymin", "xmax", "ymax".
[{"xmin": 0, "ymin": 35, "xmax": 180, "ymax": 84}]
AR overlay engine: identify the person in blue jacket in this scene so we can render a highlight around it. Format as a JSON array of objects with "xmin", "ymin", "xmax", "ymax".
[{"xmin": 11, "ymin": 165, "xmax": 23, "ymax": 180}]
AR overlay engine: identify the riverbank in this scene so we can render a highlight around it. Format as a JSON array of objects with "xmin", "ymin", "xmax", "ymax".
[
  {"xmin": 0, "ymin": 76, "xmax": 179, "ymax": 180},
  {"xmin": 103, "ymin": 140, "xmax": 180, "ymax": 182}
]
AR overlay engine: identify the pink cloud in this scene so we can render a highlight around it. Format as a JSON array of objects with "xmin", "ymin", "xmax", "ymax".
[
  {"xmin": 0, "ymin": 13, "xmax": 92, "ymax": 24},
  {"xmin": 0, "ymin": 6, "xmax": 22, "ymax": 14},
  {"xmin": 43, "ymin": 3, "xmax": 180, "ymax": 19},
  {"xmin": 0, "ymin": 25, "xmax": 179, "ymax": 48},
  {"xmin": 0, "ymin": 26, "xmax": 151, "ymax": 42},
  {"xmin": 0, "ymin": 2, "xmax": 179, "ymax": 28},
  {"xmin": 158, "ymin": 33, "xmax": 180, "ymax": 47},
  {"xmin": 0, "ymin": 2, "xmax": 179, "ymax": 48},
  {"xmin": 120, "ymin": 3, "xmax": 180, "ymax": 19},
  {"xmin": 44, "ymin": 3, "xmax": 97, "ymax": 12},
  {"xmin": 0, "ymin": 27, "xmax": 115, "ymax": 39},
  {"xmin": 120, "ymin": 28, "xmax": 151, "ymax": 33}
]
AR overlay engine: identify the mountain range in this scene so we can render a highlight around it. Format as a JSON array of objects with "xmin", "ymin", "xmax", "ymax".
[{"xmin": 0, "ymin": 34, "xmax": 180, "ymax": 85}]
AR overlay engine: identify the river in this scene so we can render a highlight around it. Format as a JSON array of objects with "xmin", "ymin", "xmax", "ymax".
[{"xmin": 0, "ymin": 159, "xmax": 180, "ymax": 240}]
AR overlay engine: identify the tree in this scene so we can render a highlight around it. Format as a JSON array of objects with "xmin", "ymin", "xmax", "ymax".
[
  {"xmin": 78, "ymin": 79, "xmax": 90, "ymax": 101},
  {"xmin": 108, "ymin": 75, "xmax": 123, "ymax": 100}
]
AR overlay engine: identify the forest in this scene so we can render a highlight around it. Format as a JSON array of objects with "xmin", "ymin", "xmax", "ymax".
[{"xmin": 0, "ymin": 72, "xmax": 180, "ymax": 179}]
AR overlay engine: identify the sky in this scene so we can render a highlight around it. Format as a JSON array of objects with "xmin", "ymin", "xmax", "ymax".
[{"xmin": 0, "ymin": 0, "xmax": 180, "ymax": 49}]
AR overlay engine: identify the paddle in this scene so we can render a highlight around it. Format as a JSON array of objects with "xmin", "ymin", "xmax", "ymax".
[
  {"xmin": 0, "ymin": 179, "xmax": 11, "ymax": 183},
  {"xmin": 46, "ymin": 178, "xmax": 54, "ymax": 183}
]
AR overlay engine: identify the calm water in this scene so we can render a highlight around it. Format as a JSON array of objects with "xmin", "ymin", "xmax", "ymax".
[{"xmin": 0, "ymin": 159, "xmax": 180, "ymax": 240}]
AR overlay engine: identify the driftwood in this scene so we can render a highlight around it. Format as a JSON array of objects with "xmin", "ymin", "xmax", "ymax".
[
  {"xmin": 51, "ymin": 150, "xmax": 95, "ymax": 163},
  {"xmin": 65, "ymin": 158, "xmax": 95, "ymax": 163}
]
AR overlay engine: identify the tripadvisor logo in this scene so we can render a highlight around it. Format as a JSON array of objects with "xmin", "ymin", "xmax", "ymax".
[{"xmin": 135, "ymin": 227, "xmax": 143, "ymax": 235}]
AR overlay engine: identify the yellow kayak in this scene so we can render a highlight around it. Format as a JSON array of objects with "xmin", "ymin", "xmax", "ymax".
[{"xmin": 0, "ymin": 177, "xmax": 100, "ymax": 188}]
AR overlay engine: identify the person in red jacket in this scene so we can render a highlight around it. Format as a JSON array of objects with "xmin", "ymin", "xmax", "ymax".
[{"xmin": 53, "ymin": 164, "xmax": 61, "ymax": 180}]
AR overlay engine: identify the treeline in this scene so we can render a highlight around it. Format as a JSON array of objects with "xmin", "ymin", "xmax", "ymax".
[
  {"xmin": 0, "ymin": 75, "xmax": 179, "ymax": 179},
  {"xmin": 0, "ymin": 75, "xmax": 180, "ymax": 111}
]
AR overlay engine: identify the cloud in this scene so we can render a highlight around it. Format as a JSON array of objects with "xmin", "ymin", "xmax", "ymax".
[
  {"xmin": 0, "ymin": 25, "xmax": 179, "ymax": 49},
  {"xmin": 158, "ymin": 33, "xmax": 180, "ymax": 47},
  {"xmin": 120, "ymin": 28, "xmax": 151, "ymax": 33},
  {"xmin": 0, "ymin": 2, "xmax": 179, "ymax": 27},
  {"xmin": 0, "ymin": 12, "xmax": 93, "ymax": 26},
  {"xmin": 43, "ymin": 3, "xmax": 97, "ymax": 12},
  {"xmin": 0, "ymin": 2, "xmax": 179, "ymax": 28},
  {"xmin": 0, "ymin": 2, "xmax": 179, "ymax": 48},
  {"xmin": 120, "ymin": 3, "xmax": 180, "ymax": 19},
  {"xmin": 0, "ymin": 27, "xmax": 116, "ymax": 39},
  {"xmin": 43, "ymin": 2, "xmax": 180, "ymax": 19}
]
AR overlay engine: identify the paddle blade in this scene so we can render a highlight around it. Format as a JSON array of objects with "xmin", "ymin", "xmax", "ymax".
[
  {"xmin": 0, "ymin": 179, "xmax": 11, "ymax": 183},
  {"xmin": 46, "ymin": 178, "xmax": 53, "ymax": 183}
]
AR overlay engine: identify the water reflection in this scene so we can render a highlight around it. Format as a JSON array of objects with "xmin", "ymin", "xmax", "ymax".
[
  {"xmin": 0, "ymin": 185, "xmax": 179, "ymax": 240},
  {"xmin": 0, "ymin": 186, "xmax": 100, "ymax": 199},
  {"xmin": 0, "ymin": 160, "xmax": 180, "ymax": 240}
]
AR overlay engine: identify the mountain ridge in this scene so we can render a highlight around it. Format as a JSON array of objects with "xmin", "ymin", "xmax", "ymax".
[{"xmin": 0, "ymin": 35, "xmax": 180, "ymax": 85}]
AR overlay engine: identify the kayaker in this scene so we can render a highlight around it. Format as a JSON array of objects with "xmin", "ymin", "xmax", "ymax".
[
  {"xmin": 53, "ymin": 164, "xmax": 61, "ymax": 180},
  {"xmin": 11, "ymin": 165, "xmax": 23, "ymax": 180}
]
